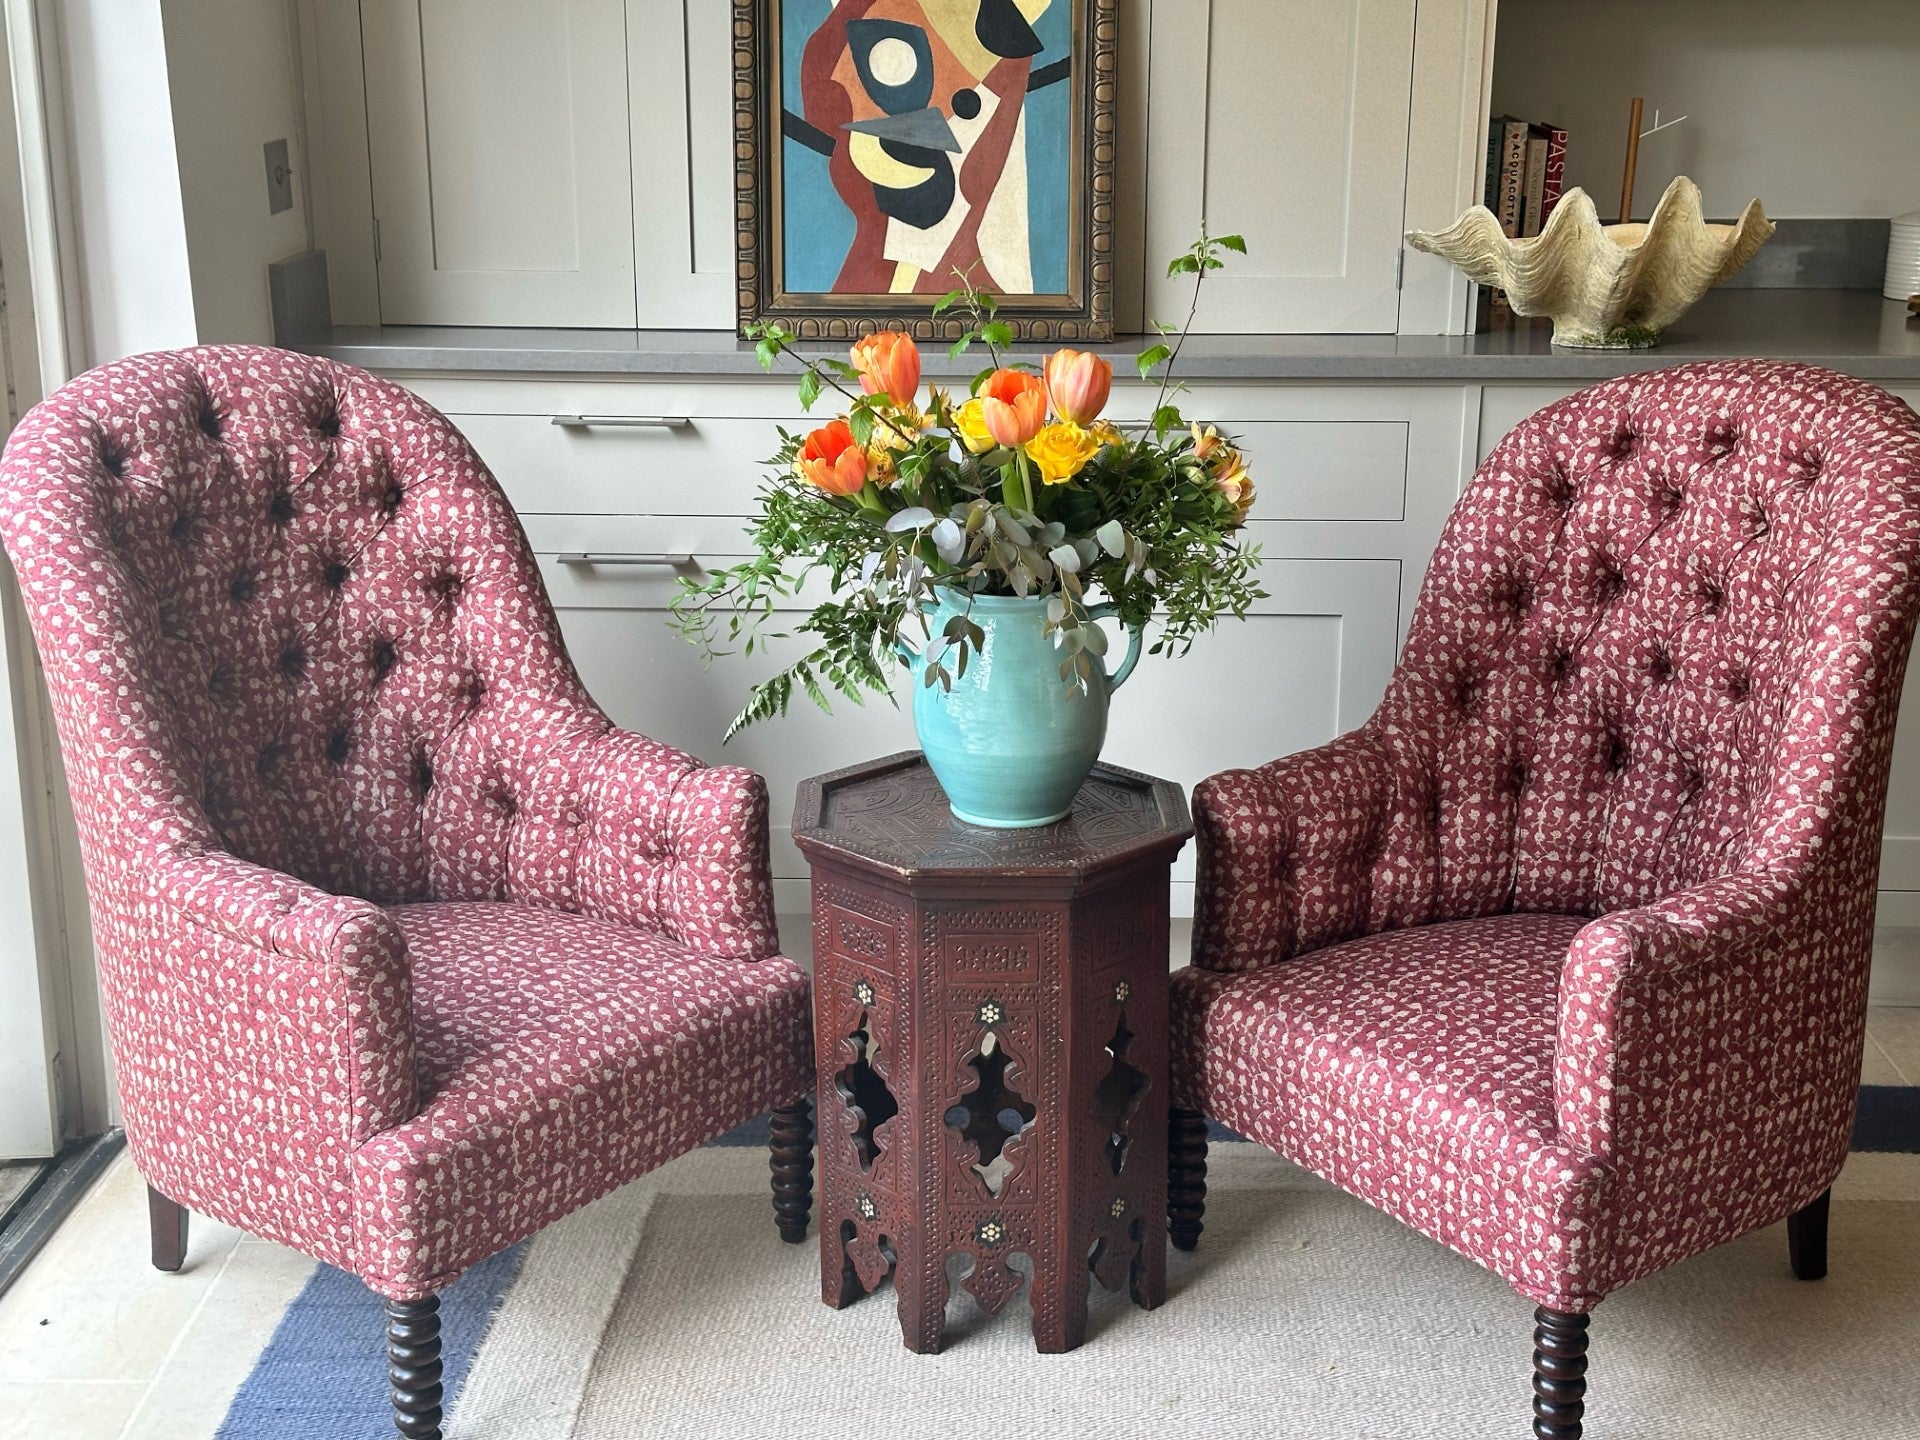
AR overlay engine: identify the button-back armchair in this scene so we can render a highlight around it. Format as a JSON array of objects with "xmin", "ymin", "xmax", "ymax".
[
  {"xmin": 0, "ymin": 347, "xmax": 815, "ymax": 1440},
  {"xmin": 1169, "ymin": 361, "xmax": 1920, "ymax": 1439}
]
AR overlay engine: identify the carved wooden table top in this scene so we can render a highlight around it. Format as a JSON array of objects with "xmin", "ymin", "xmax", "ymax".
[
  {"xmin": 793, "ymin": 751, "xmax": 1192, "ymax": 885},
  {"xmin": 795, "ymin": 752, "xmax": 1193, "ymax": 1354}
]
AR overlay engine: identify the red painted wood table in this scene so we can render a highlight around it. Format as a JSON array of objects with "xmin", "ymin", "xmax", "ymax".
[{"xmin": 793, "ymin": 752, "xmax": 1193, "ymax": 1354}]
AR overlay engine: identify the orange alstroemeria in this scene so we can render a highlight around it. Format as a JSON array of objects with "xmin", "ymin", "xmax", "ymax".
[
  {"xmin": 796, "ymin": 419, "xmax": 873, "ymax": 496},
  {"xmin": 850, "ymin": 332, "xmax": 922, "ymax": 407},
  {"xmin": 1043, "ymin": 348, "xmax": 1112, "ymax": 426},
  {"xmin": 979, "ymin": 369, "xmax": 1048, "ymax": 448}
]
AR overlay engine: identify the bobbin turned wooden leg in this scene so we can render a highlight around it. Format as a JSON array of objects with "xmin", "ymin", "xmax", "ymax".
[
  {"xmin": 1787, "ymin": 1187, "xmax": 1830, "ymax": 1280},
  {"xmin": 147, "ymin": 1186, "xmax": 188, "ymax": 1272},
  {"xmin": 769, "ymin": 1101, "xmax": 815, "ymax": 1243},
  {"xmin": 1531, "ymin": 1306, "xmax": 1590, "ymax": 1439},
  {"xmin": 386, "ymin": 1294, "xmax": 444, "ymax": 1440},
  {"xmin": 1168, "ymin": 1108, "xmax": 1209, "ymax": 1252}
]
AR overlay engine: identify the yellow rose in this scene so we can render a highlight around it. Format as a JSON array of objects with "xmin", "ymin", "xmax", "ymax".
[
  {"xmin": 1025, "ymin": 421, "xmax": 1102, "ymax": 486},
  {"xmin": 953, "ymin": 397, "xmax": 998, "ymax": 456}
]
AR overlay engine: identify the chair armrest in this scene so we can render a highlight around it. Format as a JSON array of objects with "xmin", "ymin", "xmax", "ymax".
[
  {"xmin": 145, "ymin": 848, "xmax": 418, "ymax": 1144},
  {"xmin": 1190, "ymin": 728, "xmax": 1399, "ymax": 972},
  {"xmin": 570, "ymin": 731, "xmax": 781, "ymax": 960},
  {"xmin": 1554, "ymin": 868, "xmax": 1805, "ymax": 1160}
]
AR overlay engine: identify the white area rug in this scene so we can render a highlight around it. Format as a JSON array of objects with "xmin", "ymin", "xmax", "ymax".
[{"xmin": 445, "ymin": 1146, "xmax": 1920, "ymax": 1440}]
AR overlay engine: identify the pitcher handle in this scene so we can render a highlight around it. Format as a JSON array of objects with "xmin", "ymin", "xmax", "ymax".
[{"xmin": 1085, "ymin": 603, "xmax": 1144, "ymax": 692}]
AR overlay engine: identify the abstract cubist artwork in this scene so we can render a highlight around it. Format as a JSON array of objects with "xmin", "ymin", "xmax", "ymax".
[{"xmin": 738, "ymin": 0, "xmax": 1113, "ymax": 340}]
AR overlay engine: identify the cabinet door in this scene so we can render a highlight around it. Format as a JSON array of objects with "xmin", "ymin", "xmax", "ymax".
[
  {"xmin": 626, "ymin": 0, "xmax": 734, "ymax": 327},
  {"xmin": 1144, "ymin": 0, "xmax": 1416, "ymax": 334},
  {"xmin": 361, "ymin": 0, "xmax": 638, "ymax": 326}
]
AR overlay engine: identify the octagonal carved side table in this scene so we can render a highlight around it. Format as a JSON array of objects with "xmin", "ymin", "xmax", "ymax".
[{"xmin": 793, "ymin": 752, "xmax": 1193, "ymax": 1354}]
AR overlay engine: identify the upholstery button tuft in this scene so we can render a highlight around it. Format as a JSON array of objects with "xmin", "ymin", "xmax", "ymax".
[
  {"xmin": 278, "ymin": 645, "xmax": 307, "ymax": 681},
  {"xmin": 431, "ymin": 572, "xmax": 464, "ymax": 601},
  {"xmin": 268, "ymin": 488, "xmax": 296, "ymax": 526},
  {"xmin": 369, "ymin": 638, "xmax": 397, "ymax": 681},
  {"xmin": 323, "ymin": 560, "xmax": 350, "ymax": 590},
  {"xmin": 380, "ymin": 483, "xmax": 404, "ymax": 513},
  {"xmin": 1726, "ymin": 669, "xmax": 1751, "ymax": 701},
  {"xmin": 1698, "ymin": 577, "xmax": 1724, "ymax": 613},
  {"xmin": 1647, "ymin": 647, "xmax": 1672, "ymax": 682},
  {"xmin": 229, "ymin": 571, "xmax": 257, "ymax": 605},
  {"xmin": 206, "ymin": 665, "xmax": 233, "ymax": 703},
  {"xmin": 198, "ymin": 405, "xmax": 223, "ymax": 440},
  {"xmin": 1605, "ymin": 734, "xmax": 1630, "ymax": 773},
  {"xmin": 414, "ymin": 755, "xmax": 434, "ymax": 793},
  {"xmin": 1510, "ymin": 762, "xmax": 1529, "ymax": 796},
  {"xmin": 1549, "ymin": 647, "xmax": 1575, "ymax": 683},
  {"xmin": 168, "ymin": 510, "xmax": 198, "ymax": 547},
  {"xmin": 256, "ymin": 744, "xmax": 285, "ymax": 782},
  {"xmin": 313, "ymin": 408, "xmax": 341, "ymax": 438},
  {"xmin": 97, "ymin": 440, "xmax": 127, "ymax": 478},
  {"xmin": 326, "ymin": 728, "xmax": 351, "ymax": 765}
]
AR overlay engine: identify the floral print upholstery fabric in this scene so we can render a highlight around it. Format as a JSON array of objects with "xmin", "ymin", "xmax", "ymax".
[
  {"xmin": 0, "ymin": 346, "xmax": 808, "ymax": 1299},
  {"xmin": 1179, "ymin": 361, "xmax": 1920, "ymax": 1311}
]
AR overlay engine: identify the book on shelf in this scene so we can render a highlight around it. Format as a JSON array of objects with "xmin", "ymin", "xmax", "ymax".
[
  {"xmin": 1495, "ymin": 116, "xmax": 1529, "ymax": 238},
  {"xmin": 1541, "ymin": 125, "xmax": 1568, "ymax": 227},
  {"xmin": 1522, "ymin": 129, "xmax": 1549, "ymax": 236},
  {"xmin": 1477, "ymin": 113, "xmax": 1569, "ymax": 329}
]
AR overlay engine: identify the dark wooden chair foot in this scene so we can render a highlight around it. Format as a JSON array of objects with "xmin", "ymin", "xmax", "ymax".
[
  {"xmin": 1168, "ymin": 1107, "xmax": 1208, "ymax": 1252},
  {"xmin": 1532, "ymin": 1306, "xmax": 1590, "ymax": 1439},
  {"xmin": 386, "ymin": 1294, "xmax": 444, "ymax": 1440},
  {"xmin": 769, "ymin": 1100, "xmax": 814, "ymax": 1243},
  {"xmin": 147, "ymin": 1185, "xmax": 188, "ymax": 1272},
  {"xmin": 1787, "ymin": 1187, "xmax": 1830, "ymax": 1280}
]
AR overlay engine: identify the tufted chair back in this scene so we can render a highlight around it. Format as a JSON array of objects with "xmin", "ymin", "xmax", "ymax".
[
  {"xmin": 0, "ymin": 346, "xmax": 618, "ymax": 908},
  {"xmin": 1347, "ymin": 361, "xmax": 1920, "ymax": 929}
]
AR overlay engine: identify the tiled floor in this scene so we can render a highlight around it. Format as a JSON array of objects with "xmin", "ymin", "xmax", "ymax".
[{"xmin": 1, "ymin": 1006, "xmax": 1915, "ymax": 1440}]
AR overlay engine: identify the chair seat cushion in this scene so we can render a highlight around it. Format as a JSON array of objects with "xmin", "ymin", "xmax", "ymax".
[
  {"xmin": 1171, "ymin": 912, "xmax": 1609, "ymax": 1310},
  {"xmin": 351, "ymin": 901, "xmax": 811, "ymax": 1297}
]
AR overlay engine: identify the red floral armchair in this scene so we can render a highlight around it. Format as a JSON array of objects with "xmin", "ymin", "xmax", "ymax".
[
  {"xmin": 1170, "ymin": 361, "xmax": 1920, "ymax": 1439},
  {"xmin": 0, "ymin": 348, "xmax": 814, "ymax": 1440}
]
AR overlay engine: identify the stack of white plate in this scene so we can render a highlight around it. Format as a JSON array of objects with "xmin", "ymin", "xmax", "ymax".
[{"xmin": 1887, "ymin": 210, "xmax": 1920, "ymax": 302}]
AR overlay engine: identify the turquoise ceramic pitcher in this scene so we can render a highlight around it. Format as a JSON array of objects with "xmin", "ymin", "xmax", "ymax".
[{"xmin": 900, "ymin": 589, "xmax": 1143, "ymax": 828}]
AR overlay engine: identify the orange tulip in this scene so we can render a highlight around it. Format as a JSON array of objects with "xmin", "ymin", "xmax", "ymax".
[
  {"xmin": 795, "ymin": 419, "xmax": 872, "ymax": 496},
  {"xmin": 1043, "ymin": 348, "xmax": 1112, "ymax": 426},
  {"xmin": 978, "ymin": 369, "xmax": 1048, "ymax": 448},
  {"xmin": 850, "ymin": 332, "xmax": 921, "ymax": 406}
]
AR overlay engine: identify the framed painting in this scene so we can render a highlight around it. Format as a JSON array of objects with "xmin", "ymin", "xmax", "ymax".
[{"xmin": 733, "ymin": 0, "xmax": 1116, "ymax": 342}]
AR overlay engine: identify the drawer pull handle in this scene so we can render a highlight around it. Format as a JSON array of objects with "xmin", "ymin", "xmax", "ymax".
[
  {"xmin": 556, "ymin": 553, "xmax": 694, "ymax": 567},
  {"xmin": 549, "ymin": 414, "xmax": 692, "ymax": 430}
]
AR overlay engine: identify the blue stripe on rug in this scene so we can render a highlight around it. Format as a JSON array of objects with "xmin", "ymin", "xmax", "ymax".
[
  {"xmin": 1854, "ymin": 1084, "xmax": 1920, "ymax": 1153},
  {"xmin": 217, "ymin": 1241, "xmax": 526, "ymax": 1439}
]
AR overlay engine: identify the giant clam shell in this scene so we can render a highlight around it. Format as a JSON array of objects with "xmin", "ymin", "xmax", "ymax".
[{"xmin": 1406, "ymin": 175, "xmax": 1774, "ymax": 348}]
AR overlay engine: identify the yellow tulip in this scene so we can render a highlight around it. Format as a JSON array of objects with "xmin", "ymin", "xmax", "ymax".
[{"xmin": 1025, "ymin": 421, "xmax": 1102, "ymax": 486}]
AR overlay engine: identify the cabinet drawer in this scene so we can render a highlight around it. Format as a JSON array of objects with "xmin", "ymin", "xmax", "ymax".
[
  {"xmin": 449, "ymin": 409, "xmax": 799, "ymax": 517},
  {"xmin": 457, "ymin": 407, "xmax": 1406, "ymax": 523}
]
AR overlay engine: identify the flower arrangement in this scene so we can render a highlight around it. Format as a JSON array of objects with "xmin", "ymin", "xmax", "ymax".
[{"xmin": 673, "ymin": 230, "xmax": 1264, "ymax": 738}]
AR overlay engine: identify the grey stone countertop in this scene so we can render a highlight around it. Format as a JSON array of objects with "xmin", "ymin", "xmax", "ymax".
[{"xmin": 298, "ymin": 289, "xmax": 1920, "ymax": 383}]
